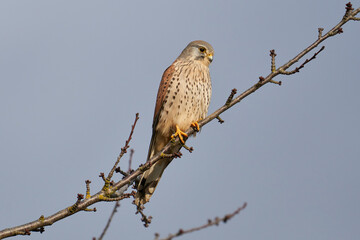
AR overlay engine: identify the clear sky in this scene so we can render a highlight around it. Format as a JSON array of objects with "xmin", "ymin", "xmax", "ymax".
[{"xmin": 1, "ymin": 1, "xmax": 359, "ymax": 239}]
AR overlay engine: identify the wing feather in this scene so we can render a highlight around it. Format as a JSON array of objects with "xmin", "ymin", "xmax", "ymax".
[{"xmin": 146, "ymin": 62, "xmax": 176, "ymax": 161}]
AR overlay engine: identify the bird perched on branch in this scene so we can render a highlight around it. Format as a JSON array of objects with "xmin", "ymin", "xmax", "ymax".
[{"xmin": 135, "ymin": 40, "xmax": 214, "ymax": 206}]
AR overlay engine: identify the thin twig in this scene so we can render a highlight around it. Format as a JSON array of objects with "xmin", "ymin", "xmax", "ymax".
[
  {"xmin": 225, "ymin": 88, "xmax": 237, "ymax": 106},
  {"xmin": 155, "ymin": 203, "xmax": 247, "ymax": 240},
  {"xmin": 107, "ymin": 113, "xmax": 139, "ymax": 181},
  {"xmin": 97, "ymin": 201, "xmax": 120, "ymax": 240},
  {"xmin": 278, "ymin": 46, "xmax": 325, "ymax": 75},
  {"xmin": 136, "ymin": 205, "xmax": 153, "ymax": 227},
  {"xmin": 270, "ymin": 49, "xmax": 277, "ymax": 72},
  {"xmin": 318, "ymin": 27, "xmax": 324, "ymax": 39}
]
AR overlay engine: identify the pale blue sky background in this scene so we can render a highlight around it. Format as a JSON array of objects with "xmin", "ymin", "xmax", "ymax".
[{"xmin": 1, "ymin": 1, "xmax": 359, "ymax": 240}]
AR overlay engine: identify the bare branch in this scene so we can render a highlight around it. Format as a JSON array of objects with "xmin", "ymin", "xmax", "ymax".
[
  {"xmin": 98, "ymin": 191, "xmax": 135, "ymax": 202},
  {"xmin": 0, "ymin": 114, "xmax": 140, "ymax": 239},
  {"xmin": 106, "ymin": 113, "xmax": 139, "ymax": 181},
  {"xmin": 278, "ymin": 46, "xmax": 325, "ymax": 75},
  {"xmin": 225, "ymin": 88, "xmax": 238, "ymax": 106},
  {"xmin": 155, "ymin": 203, "xmax": 247, "ymax": 240},
  {"xmin": 1, "ymin": 3, "xmax": 359, "ymax": 239},
  {"xmin": 115, "ymin": 167, "xmax": 129, "ymax": 177},
  {"xmin": 216, "ymin": 115, "xmax": 224, "ymax": 123},
  {"xmin": 136, "ymin": 205, "xmax": 153, "ymax": 227}
]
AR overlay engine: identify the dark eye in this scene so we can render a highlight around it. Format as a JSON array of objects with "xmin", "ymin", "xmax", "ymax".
[{"xmin": 199, "ymin": 47, "xmax": 206, "ymax": 53}]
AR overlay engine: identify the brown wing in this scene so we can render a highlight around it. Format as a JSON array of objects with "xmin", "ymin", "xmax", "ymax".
[{"xmin": 146, "ymin": 62, "xmax": 176, "ymax": 161}]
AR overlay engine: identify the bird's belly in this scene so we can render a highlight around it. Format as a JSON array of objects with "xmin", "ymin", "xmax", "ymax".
[{"xmin": 157, "ymin": 84, "xmax": 210, "ymax": 135}]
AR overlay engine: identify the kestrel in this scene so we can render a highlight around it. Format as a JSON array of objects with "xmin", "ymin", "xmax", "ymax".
[{"xmin": 135, "ymin": 40, "xmax": 214, "ymax": 205}]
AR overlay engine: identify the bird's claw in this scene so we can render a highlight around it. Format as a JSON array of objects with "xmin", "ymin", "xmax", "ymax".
[
  {"xmin": 171, "ymin": 125, "xmax": 188, "ymax": 144},
  {"xmin": 191, "ymin": 121, "xmax": 200, "ymax": 132}
]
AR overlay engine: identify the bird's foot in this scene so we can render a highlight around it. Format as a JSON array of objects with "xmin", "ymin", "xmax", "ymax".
[
  {"xmin": 191, "ymin": 121, "xmax": 201, "ymax": 132},
  {"xmin": 171, "ymin": 125, "xmax": 188, "ymax": 144}
]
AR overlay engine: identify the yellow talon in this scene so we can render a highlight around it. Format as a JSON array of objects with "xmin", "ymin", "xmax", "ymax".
[
  {"xmin": 171, "ymin": 125, "xmax": 188, "ymax": 144},
  {"xmin": 191, "ymin": 121, "xmax": 200, "ymax": 132}
]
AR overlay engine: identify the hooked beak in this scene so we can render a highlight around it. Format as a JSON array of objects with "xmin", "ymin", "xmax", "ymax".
[{"xmin": 207, "ymin": 53, "xmax": 213, "ymax": 62}]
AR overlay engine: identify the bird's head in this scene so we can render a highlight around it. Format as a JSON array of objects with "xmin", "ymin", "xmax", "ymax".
[{"xmin": 178, "ymin": 40, "xmax": 214, "ymax": 66}]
